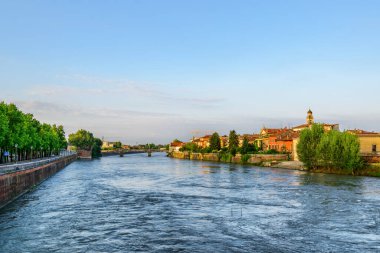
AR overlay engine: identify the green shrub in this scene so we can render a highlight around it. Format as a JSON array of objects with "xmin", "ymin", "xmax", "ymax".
[
  {"xmin": 220, "ymin": 152, "xmax": 233, "ymax": 163},
  {"xmin": 241, "ymin": 154, "xmax": 251, "ymax": 164}
]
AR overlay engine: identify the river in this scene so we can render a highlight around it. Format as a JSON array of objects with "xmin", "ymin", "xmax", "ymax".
[{"xmin": 0, "ymin": 153, "xmax": 379, "ymax": 252}]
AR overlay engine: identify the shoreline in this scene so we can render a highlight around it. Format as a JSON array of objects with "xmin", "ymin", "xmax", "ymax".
[
  {"xmin": 0, "ymin": 155, "xmax": 77, "ymax": 209},
  {"xmin": 168, "ymin": 151, "xmax": 380, "ymax": 178}
]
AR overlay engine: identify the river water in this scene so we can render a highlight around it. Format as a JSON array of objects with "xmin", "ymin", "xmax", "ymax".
[{"xmin": 0, "ymin": 153, "xmax": 379, "ymax": 252}]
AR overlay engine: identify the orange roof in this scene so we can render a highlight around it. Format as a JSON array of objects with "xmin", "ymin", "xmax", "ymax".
[
  {"xmin": 293, "ymin": 123, "xmax": 338, "ymax": 130},
  {"xmin": 347, "ymin": 129, "xmax": 379, "ymax": 135},
  {"xmin": 276, "ymin": 130, "xmax": 299, "ymax": 141},
  {"xmin": 292, "ymin": 124, "xmax": 309, "ymax": 129},
  {"xmin": 170, "ymin": 141, "xmax": 184, "ymax": 147},
  {"xmin": 261, "ymin": 128, "xmax": 286, "ymax": 135},
  {"xmin": 241, "ymin": 134, "xmax": 260, "ymax": 141}
]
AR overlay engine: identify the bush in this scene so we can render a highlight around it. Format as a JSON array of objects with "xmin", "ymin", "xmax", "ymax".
[
  {"xmin": 241, "ymin": 154, "xmax": 251, "ymax": 164},
  {"xmin": 264, "ymin": 149, "xmax": 279, "ymax": 154},
  {"xmin": 220, "ymin": 152, "xmax": 233, "ymax": 163}
]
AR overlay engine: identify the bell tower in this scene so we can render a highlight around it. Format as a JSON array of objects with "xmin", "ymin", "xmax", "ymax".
[{"xmin": 306, "ymin": 109, "xmax": 314, "ymax": 125}]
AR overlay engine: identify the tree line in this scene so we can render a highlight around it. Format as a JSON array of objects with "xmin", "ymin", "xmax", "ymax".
[
  {"xmin": 180, "ymin": 130, "xmax": 261, "ymax": 155},
  {"xmin": 297, "ymin": 124, "xmax": 363, "ymax": 173},
  {"xmin": 0, "ymin": 102, "xmax": 67, "ymax": 163}
]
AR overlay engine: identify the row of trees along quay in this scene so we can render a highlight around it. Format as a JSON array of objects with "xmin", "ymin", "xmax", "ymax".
[
  {"xmin": 297, "ymin": 124, "xmax": 363, "ymax": 174},
  {"xmin": 0, "ymin": 102, "xmax": 67, "ymax": 164}
]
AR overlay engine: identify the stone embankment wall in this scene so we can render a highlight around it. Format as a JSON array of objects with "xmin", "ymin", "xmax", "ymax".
[
  {"xmin": 170, "ymin": 151, "xmax": 288, "ymax": 165},
  {"xmin": 361, "ymin": 154, "xmax": 380, "ymax": 164},
  {"xmin": 0, "ymin": 155, "xmax": 77, "ymax": 208}
]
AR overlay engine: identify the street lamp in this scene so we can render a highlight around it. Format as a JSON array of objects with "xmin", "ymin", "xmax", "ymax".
[{"xmin": 15, "ymin": 144, "xmax": 18, "ymax": 164}]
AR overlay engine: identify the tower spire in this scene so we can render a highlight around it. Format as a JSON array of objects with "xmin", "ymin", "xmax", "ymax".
[{"xmin": 306, "ymin": 108, "xmax": 314, "ymax": 125}]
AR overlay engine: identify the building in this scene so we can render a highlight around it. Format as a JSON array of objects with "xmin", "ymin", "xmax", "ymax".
[
  {"xmin": 347, "ymin": 129, "xmax": 380, "ymax": 155},
  {"xmin": 257, "ymin": 128, "xmax": 287, "ymax": 151},
  {"xmin": 220, "ymin": 135, "xmax": 228, "ymax": 148},
  {"xmin": 292, "ymin": 109, "xmax": 339, "ymax": 132},
  {"xmin": 275, "ymin": 129, "xmax": 299, "ymax": 153},
  {"xmin": 239, "ymin": 134, "xmax": 260, "ymax": 147},
  {"xmin": 191, "ymin": 135, "xmax": 211, "ymax": 149},
  {"xmin": 102, "ymin": 141, "xmax": 116, "ymax": 149},
  {"xmin": 169, "ymin": 140, "xmax": 184, "ymax": 152}
]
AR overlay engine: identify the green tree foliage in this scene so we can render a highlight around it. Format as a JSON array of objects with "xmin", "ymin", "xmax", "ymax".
[
  {"xmin": 297, "ymin": 124, "xmax": 324, "ymax": 169},
  {"xmin": 228, "ymin": 130, "xmax": 239, "ymax": 154},
  {"xmin": 240, "ymin": 136, "xmax": 249, "ymax": 155},
  {"xmin": 0, "ymin": 104, "xmax": 9, "ymax": 147},
  {"xmin": 209, "ymin": 132, "xmax": 221, "ymax": 151},
  {"xmin": 298, "ymin": 124, "xmax": 363, "ymax": 172},
  {"xmin": 92, "ymin": 138, "xmax": 103, "ymax": 158},
  {"xmin": 114, "ymin": 141, "xmax": 122, "ymax": 149},
  {"xmin": 0, "ymin": 102, "xmax": 67, "ymax": 163},
  {"xmin": 68, "ymin": 129, "xmax": 95, "ymax": 151},
  {"xmin": 180, "ymin": 142, "xmax": 201, "ymax": 152},
  {"xmin": 317, "ymin": 130, "xmax": 362, "ymax": 173}
]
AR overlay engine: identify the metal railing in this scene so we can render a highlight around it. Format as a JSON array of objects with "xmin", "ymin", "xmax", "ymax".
[{"xmin": 0, "ymin": 151, "xmax": 77, "ymax": 175}]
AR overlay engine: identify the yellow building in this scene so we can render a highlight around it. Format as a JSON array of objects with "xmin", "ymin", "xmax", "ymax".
[{"xmin": 347, "ymin": 130, "xmax": 380, "ymax": 155}]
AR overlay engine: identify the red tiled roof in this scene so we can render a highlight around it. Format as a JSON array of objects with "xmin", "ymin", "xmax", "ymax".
[
  {"xmin": 261, "ymin": 128, "xmax": 286, "ymax": 135},
  {"xmin": 240, "ymin": 134, "xmax": 260, "ymax": 141},
  {"xmin": 276, "ymin": 130, "xmax": 299, "ymax": 141},
  {"xmin": 292, "ymin": 124, "xmax": 309, "ymax": 129},
  {"xmin": 347, "ymin": 129, "xmax": 378, "ymax": 135},
  {"xmin": 170, "ymin": 141, "xmax": 184, "ymax": 147}
]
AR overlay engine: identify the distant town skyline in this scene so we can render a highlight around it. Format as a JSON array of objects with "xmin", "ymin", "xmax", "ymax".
[{"xmin": 1, "ymin": 1, "xmax": 380, "ymax": 143}]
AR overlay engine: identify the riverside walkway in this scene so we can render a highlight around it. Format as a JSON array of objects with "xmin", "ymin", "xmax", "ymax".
[{"xmin": 0, "ymin": 152, "xmax": 76, "ymax": 175}]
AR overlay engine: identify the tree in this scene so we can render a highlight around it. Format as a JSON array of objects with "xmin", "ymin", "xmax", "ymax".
[
  {"xmin": 240, "ymin": 136, "xmax": 249, "ymax": 155},
  {"xmin": 68, "ymin": 129, "xmax": 95, "ymax": 151},
  {"xmin": 0, "ymin": 104, "xmax": 9, "ymax": 150},
  {"xmin": 317, "ymin": 130, "xmax": 362, "ymax": 173},
  {"xmin": 180, "ymin": 142, "xmax": 200, "ymax": 152},
  {"xmin": 297, "ymin": 124, "xmax": 324, "ymax": 170},
  {"xmin": 209, "ymin": 132, "xmax": 221, "ymax": 151},
  {"xmin": 228, "ymin": 130, "xmax": 239, "ymax": 154},
  {"xmin": 114, "ymin": 141, "xmax": 122, "ymax": 149},
  {"xmin": 92, "ymin": 138, "xmax": 103, "ymax": 158},
  {"xmin": 0, "ymin": 102, "xmax": 66, "ymax": 163},
  {"xmin": 53, "ymin": 125, "xmax": 68, "ymax": 150},
  {"xmin": 343, "ymin": 132, "xmax": 362, "ymax": 173}
]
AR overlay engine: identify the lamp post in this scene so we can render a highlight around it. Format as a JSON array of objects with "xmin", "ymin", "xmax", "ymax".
[
  {"xmin": 40, "ymin": 147, "xmax": 43, "ymax": 158},
  {"xmin": 31, "ymin": 146, "xmax": 33, "ymax": 160},
  {"xmin": 15, "ymin": 144, "xmax": 18, "ymax": 164}
]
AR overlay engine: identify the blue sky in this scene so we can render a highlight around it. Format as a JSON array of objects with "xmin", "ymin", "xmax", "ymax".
[{"xmin": 1, "ymin": 0, "xmax": 380, "ymax": 143}]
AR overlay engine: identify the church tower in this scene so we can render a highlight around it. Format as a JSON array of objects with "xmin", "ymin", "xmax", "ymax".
[{"xmin": 306, "ymin": 109, "xmax": 314, "ymax": 125}]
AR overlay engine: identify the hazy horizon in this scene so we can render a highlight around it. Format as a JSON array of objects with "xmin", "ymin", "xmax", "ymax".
[{"xmin": 1, "ymin": 1, "xmax": 379, "ymax": 144}]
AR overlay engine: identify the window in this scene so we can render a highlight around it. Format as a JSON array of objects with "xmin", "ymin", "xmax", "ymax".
[{"xmin": 372, "ymin": 145, "xmax": 377, "ymax": 152}]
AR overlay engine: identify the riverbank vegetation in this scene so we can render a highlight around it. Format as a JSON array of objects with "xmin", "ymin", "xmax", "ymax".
[
  {"xmin": 297, "ymin": 124, "xmax": 364, "ymax": 174},
  {"xmin": 0, "ymin": 102, "xmax": 67, "ymax": 164},
  {"xmin": 68, "ymin": 129, "xmax": 102, "ymax": 158},
  {"xmin": 180, "ymin": 130, "xmax": 280, "ymax": 157}
]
